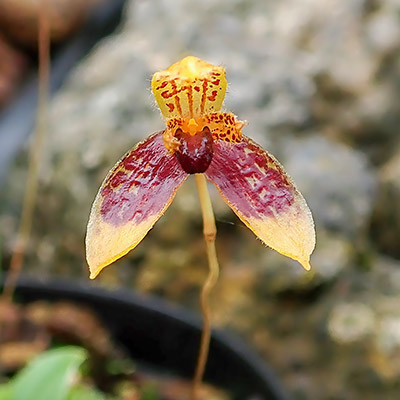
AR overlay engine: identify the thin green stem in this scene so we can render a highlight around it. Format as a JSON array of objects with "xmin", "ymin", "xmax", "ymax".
[{"xmin": 190, "ymin": 173, "xmax": 220, "ymax": 400}]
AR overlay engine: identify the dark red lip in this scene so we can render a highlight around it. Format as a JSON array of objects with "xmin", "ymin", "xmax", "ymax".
[{"xmin": 174, "ymin": 126, "xmax": 214, "ymax": 174}]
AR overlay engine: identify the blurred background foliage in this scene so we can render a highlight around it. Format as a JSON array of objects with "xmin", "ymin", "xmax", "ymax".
[{"xmin": 1, "ymin": 0, "xmax": 400, "ymax": 399}]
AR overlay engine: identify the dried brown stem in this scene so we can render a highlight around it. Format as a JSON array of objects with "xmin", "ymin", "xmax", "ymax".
[{"xmin": 1, "ymin": 0, "xmax": 50, "ymax": 303}]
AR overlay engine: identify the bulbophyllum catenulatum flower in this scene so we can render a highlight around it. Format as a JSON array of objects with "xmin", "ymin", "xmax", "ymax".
[{"xmin": 86, "ymin": 56, "xmax": 315, "ymax": 278}]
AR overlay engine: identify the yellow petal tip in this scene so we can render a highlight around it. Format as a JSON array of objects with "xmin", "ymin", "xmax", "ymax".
[
  {"xmin": 89, "ymin": 272, "xmax": 97, "ymax": 280},
  {"xmin": 89, "ymin": 266, "xmax": 100, "ymax": 280},
  {"xmin": 300, "ymin": 259, "xmax": 312, "ymax": 271},
  {"xmin": 87, "ymin": 260, "xmax": 105, "ymax": 280}
]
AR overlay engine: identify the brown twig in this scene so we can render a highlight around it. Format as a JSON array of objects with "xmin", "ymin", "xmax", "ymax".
[{"xmin": 1, "ymin": 0, "xmax": 50, "ymax": 303}]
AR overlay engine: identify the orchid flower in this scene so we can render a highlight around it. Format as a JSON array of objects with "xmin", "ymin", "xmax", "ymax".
[{"xmin": 86, "ymin": 56, "xmax": 315, "ymax": 279}]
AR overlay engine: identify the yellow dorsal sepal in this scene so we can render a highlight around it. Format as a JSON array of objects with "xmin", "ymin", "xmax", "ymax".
[{"xmin": 152, "ymin": 56, "xmax": 227, "ymax": 119}]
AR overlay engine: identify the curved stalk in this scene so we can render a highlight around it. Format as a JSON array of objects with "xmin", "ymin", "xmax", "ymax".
[
  {"xmin": 1, "ymin": 0, "xmax": 50, "ymax": 302},
  {"xmin": 190, "ymin": 173, "xmax": 220, "ymax": 400}
]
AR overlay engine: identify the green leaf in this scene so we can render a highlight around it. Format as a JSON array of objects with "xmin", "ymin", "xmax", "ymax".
[
  {"xmin": 0, "ymin": 384, "xmax": 12, "ymax": 400},
  {"xmin": 11, "ymin": 346, "xmax": 87, "ymax": 400},
  {"xmin": 68, "ymin": 385, "xmax": 109, "ymax": 400}
]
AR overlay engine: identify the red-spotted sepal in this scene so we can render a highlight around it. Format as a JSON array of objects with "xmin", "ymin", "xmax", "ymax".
[
  {"xmin": 86, "ymin": 132, "xmax": 188, "ymax": 279},
  {"xmin": 205, "ymin": 136, "xmax": 315, "ymax": 270}
]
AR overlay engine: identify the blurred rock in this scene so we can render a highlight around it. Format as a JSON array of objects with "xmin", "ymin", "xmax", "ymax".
[
  {"xmin": 328, "ymin": 302, "xmax": 375, "ymax": 344},
  {"xmin": 279, "ymin": 135, "xmax": 377, "ymax": 238},
  {"xmin": 248, "ymin": 256, "xmax": 400, "ymax": 400},
  {"xmin": 371, "ymin": 148, "xmax": 400, "ymax": 258}
]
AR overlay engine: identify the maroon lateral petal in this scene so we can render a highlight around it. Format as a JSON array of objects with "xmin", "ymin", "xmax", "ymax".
[
  {"xmin": 100, "ymin": 132, "xmax": 188, "ymax": 226},
  {"xmin": 205, "ymin": 136, "xmax": 295, "ymax": 219},
  {"xmin": 204, "ymin": 135, "xmax": 315, "ymax": 270}
]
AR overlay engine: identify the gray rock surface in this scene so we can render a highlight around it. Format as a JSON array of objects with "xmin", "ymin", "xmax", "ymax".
[{"xmin": 279, "ymin": 135, "xmax": 377, "ymax": 238}]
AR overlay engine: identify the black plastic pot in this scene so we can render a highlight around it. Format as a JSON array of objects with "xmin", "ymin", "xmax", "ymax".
[{"xmin": 13, "ymin": 279, "xmax": 291, "ymax": 400}]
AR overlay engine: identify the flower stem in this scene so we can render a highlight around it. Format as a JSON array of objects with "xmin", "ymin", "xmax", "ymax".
[
  {"xmin": 191, "ymin": 173, "xmax": 220, "ymax": 400},
  {"xmin": 1, "ymin": 0, "xmax": 50, "ymax": 303}
]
